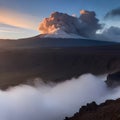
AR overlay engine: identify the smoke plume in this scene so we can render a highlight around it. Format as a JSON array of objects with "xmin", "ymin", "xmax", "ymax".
[
  {"xmin": 0, "ymin": 74, "xmax": 120, "ymax": 120},
  {"xmin": 79, "ymin": 10, "xmax": 102, "ymax": 37},
  {"xmin": 39, "ymin": 10, "xmax": 120, "ymax": 41},
  {"xmin": 39, "ymin": 10, "xmax": 102, "ymax": 38}
]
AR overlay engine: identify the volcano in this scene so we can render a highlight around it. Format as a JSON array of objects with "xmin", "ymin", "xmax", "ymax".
[
  {"xmin": 0, "ymin": 35, "xmax": 120, "ymax": 89},
  {"xmin": 0, "ymin": 34, "xmax": 118, "ymax": 48}
]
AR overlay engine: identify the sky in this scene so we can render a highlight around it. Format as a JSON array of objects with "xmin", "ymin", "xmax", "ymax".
[{"xmin": 0, "ymin": 0, "xmax": 120, "ymax": 39}]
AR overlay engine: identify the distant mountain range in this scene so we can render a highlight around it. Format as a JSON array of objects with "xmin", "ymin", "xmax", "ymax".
[
  {"xmin": 0, "ymin": 35, "xmax": 119, "ymax": 49},
  {"xmin": 0, "ymin": 36, "xmax": 120, "ymax": 89}
]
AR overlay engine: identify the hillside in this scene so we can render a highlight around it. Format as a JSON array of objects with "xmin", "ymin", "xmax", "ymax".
[
  {"xmin": 65, "ymin": 98, "xmax": 120, "ymax": 120},
  {"xmin": 0, "ymin": 35, "xmax": 118, "ymax": 49},
  {"xmin": 0, "ymin": 37, "xmax": 120, "ymax": 89}
]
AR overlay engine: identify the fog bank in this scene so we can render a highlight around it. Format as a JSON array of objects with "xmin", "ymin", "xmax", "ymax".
[{"xmin": 0, "ymin": 74, "xmax": 120, "ymax": 120}]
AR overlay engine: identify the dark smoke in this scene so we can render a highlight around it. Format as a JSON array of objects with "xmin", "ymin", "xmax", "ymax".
[{"xmin": 79, "ymin": 10, "xmax": 102, "ymax": 37}]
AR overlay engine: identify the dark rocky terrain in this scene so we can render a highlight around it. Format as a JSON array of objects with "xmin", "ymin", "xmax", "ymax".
[
  {"xmin": 107, "ymin": 72, "xmax": 120, "ymax": 87},
  {"xmin": 0, "ymin": 37, "xmax": 120, "ymax": 89},
  {"xmin": 65, "ymin": 98, "xmax": 120, "ymax": 120}
]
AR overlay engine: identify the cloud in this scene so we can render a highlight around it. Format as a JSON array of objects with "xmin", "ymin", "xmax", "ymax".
[
  {"xmin": 0, "ymin": 24, "xmax": 26, "ymax": 33},
  {"xmin": 0, "ymin": 23, "xmax": 39, "ymax": 39},
  {"xmin": 0, "ymin": 8, "xmax": 39, "ymax": 30},
  {"xmin": 0, "ymin": 74, "xmax": 120, "ymax": 120},
  {"xmin": 39, "ymin": 10, "xmax": 102, "ymax": 38},
  {"xmin": 79, "ymin": 10, "xmax": 102, "ymax": 37},
  {"xmin": 104, "ymin": 7, "xmax": 120, "ymax": 19},
  {"xmin": 96, "ymin": 26, "xmax": 120, "ymax": 42},
  {"xmin": 103, "ymin": 26, "xmax": 120, "ymax": 36},
  {"xmin": 0, "ymin": 8, "xmax": 40, "ymax": 39},
  {"xmin": 39, "ymin": 12, "xmax": 81, "ymax": 34}
]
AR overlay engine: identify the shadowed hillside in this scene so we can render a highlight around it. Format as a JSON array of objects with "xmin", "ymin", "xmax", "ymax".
[
  {"xmin": 0, "ymin": 47, "xmax": 120, "ymax": 89},
  {"xmin": 0, "ymin": 36, "xmax": 118, "ymax": 48},
  {"xmin": 0, "ymin": 37, "xmax": 120, "ymax": 89},
  {"xmin": 65, "ymin": 98, "xmax": 120, "ymax": 120}
]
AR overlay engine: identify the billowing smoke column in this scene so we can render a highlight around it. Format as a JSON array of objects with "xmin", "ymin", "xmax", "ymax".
[
  {"xmin": 79, "ymin": 10, "xmax": 102, "ymax": 37},
  {"xmin": 39, "ymin": 10, "xmax": 102, "ymax": 38},
  {"xmin": 39, "ymin": 12, "xmax": 82, "ymax": 35},
  {"xmin": 39, "ymin": 9, "xmax": 120, "ymax": 41}
]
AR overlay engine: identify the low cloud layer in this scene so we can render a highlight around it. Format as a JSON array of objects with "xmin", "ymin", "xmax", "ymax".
[
  {"xmin": 101, "ymin": 26, "xmax": 120, "ymax": 41},
  {"xmin": 39, "ymin": 10, "xmax": 102, "ymax": 38},
  {"xmin": 0, "ymin": 74, "xmax": 120, "ymax": 120},
  {"xmin": 0, "ymin": 23, "xmax": 39, "ymax": 39}
]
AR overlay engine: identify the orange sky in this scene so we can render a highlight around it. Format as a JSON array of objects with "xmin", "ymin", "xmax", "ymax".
[
  {"xmin": 0, "ymin": 8, "xmax": 40, "ymax": 30},
  {"xmin": 0, "ymin": 8, "xmax": 40, "ymax": 39}
]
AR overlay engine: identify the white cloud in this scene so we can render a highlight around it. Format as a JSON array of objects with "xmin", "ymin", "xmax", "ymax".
[{"xmin": 0, "ymin": 74, "xmax": 119, "ymax": 120}]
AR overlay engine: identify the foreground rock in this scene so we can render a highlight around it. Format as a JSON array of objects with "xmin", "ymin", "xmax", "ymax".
[{"xmin": 65, "ymin": 99, "xmax": 120, "ymax": 120}]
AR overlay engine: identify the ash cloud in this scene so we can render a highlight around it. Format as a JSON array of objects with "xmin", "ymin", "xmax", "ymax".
[
  {"xmin": 39, "ymin": 10, "xmax": 102, "ymax": 38},
  {"xmin": 105, "ymin": 7, "xmax": 120, "ymax": 19},
  {"xmin": 39, "ymin": 10, "xmax": 120, "ymax": 41},
  {"xmin": 0, "ymin": 74, "xmax": 120, "ymax": 120},
  {"xmin": 79, "ymin": 10, "xmax": 102, "ymax": 37},
  {"xmin": 39, "ymin": 12, "xmax": 81, "ymax": 34}
]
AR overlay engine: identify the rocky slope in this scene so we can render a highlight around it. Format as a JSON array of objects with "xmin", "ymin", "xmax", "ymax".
[{"xmin": 65, "ymin": 98, "xmax": 120, "ymax": 120}]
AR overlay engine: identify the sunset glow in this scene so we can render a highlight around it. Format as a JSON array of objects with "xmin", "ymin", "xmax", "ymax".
[
  {"xmin": 0, "ymin": 0, "xmax": 119, "ymax": 39},
  {"xmin": 0, "ymin": 1, "xmax": 120, "ymax": 120},
  {"xmin": 0, "ymin": 8, "xmax": 38, "ymax": 30},
  {"xmin": 80, "ymin": 10, "xmax": 88, "ymax": 15}
]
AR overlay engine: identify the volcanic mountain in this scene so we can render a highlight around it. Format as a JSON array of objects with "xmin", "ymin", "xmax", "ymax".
[
  {"xmin": 0, "ymin": 34, "xmax": 118, "ymax": 48},
  {"xmin": 0, "ymin": 35, "xmax": 120, "ymax": 89}
]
